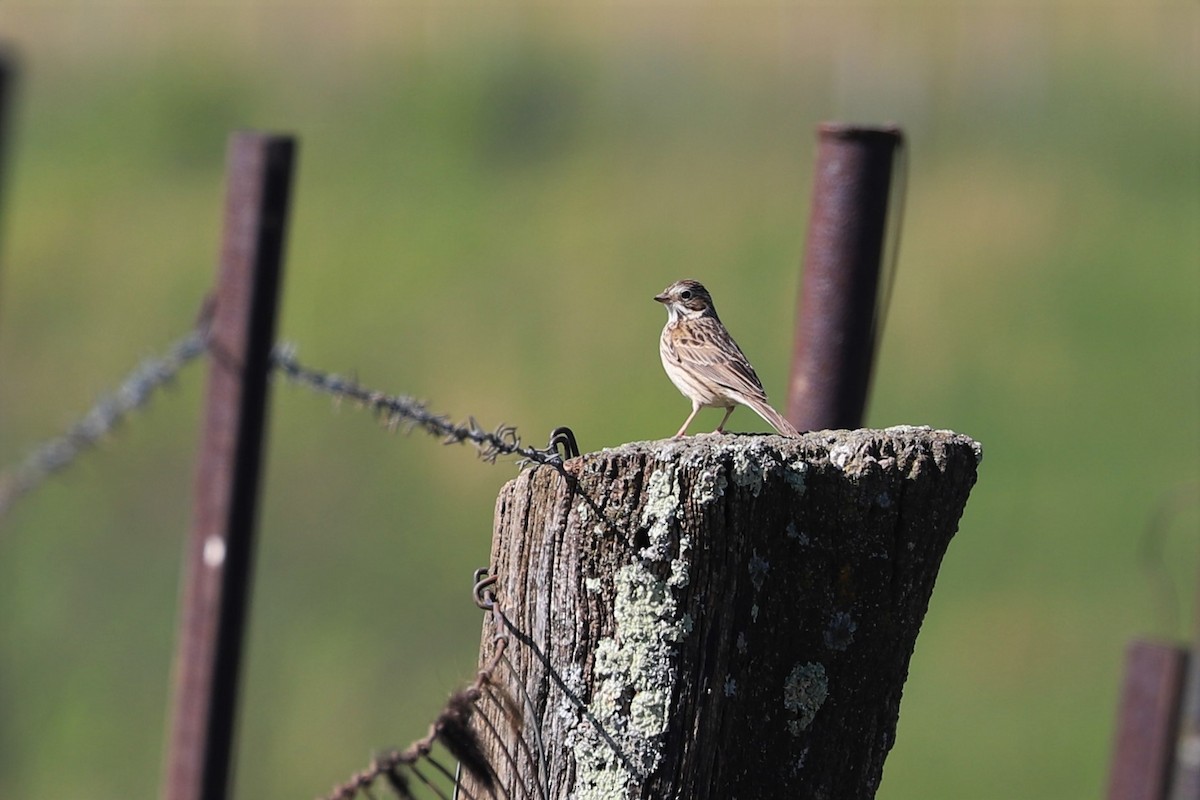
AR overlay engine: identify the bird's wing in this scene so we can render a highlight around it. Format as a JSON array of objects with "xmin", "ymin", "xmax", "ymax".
[{"xmin": 666, "ymin": 318, "xmax": 770, "ymax": 402}]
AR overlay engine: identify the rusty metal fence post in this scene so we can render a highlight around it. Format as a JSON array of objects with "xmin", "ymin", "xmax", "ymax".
[
  {"xmin": 1106, "ymin": 641, "xmax": 1187, "ymax": 800},
  {"xmin": 0, "ymin": 46, "xmax": 18, "ymax": 312},
  {"xmin": 162, "ymin": 132, "xmax": 296, "ymax": 800},
  {"xmin": 1168, "ymin": 582, "xmax": 1200, "ymax": 798},
  {"xmin": 787, "ymin": 123, "xmax": 904, "ymax": 432}
]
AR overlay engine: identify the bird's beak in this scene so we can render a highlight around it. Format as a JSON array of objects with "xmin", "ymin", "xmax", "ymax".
[{"xmin": 653, "ymin": 292, "xmax": 669, "ymax": 304}]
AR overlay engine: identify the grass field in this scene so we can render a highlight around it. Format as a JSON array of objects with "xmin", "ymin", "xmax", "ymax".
[{"xmin": 0, "ymin": 4, "xmax": 1196, "ymax": 798}]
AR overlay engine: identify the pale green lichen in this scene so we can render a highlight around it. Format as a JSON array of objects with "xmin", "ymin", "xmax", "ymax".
[
  {"xmin": 824, "ymin": 611, "xmax": 857, "ymax": 651},
  {"xmin": 556, "ymin": 663, "xmax": 586, "ymax": 722},
  {"xmin": 668, "ymin": 534, "xmax": 692, "ymax": 588},
  {"xmin": 652, "ymin": 440, "xmax": 688, "ymax": 464},
  {"xmin": 731, "ymin": 446, "xmax": 767, "ymax": 496},
  {"xmin": 784, "ymin": 662, "xmax": 829, "ymax": 734},
  {"xmin": 640, "ymin": 464, "xmax": 681, "ymax": 560},
  {"xmin": 785, "ymin": 520, "xmax": 810, "ymax": 544},
  {"xmin": 574, "ymin": 565, "xmax": 685, "ymax": 796},
  {"xmin": 690, "ymin": 464, "xmax": 728, "ymax": 505},
  {"xmin": 571, "ymin": 742, "xmax": 636, "ymax": 800},
  {"xmin": 748, "ymin": 550, "xmax": 770, "ymax": 592},
  {"xmin": 829, "ymin": 444, "xmax": 854, "ymax": 471},
  {"xmin": 790, "ymin": 746, "xmax": 809, "ymax": 776},
  {"xmin": 668, "ymin": 559, "xmax": 689, "ymax": 588},
  {"xmin": 784, "ymin": 457, "xmax": 809, "ymax": 492},
  {"xmin": 719, "ymin": 439, "xmax": 807, "ymax": 498},
  {"xmin": 571, "ymin": 463, "xmax": 691, "ymax": 799},
  {"xmin": 629, "ymin": 686, "xmax": 672, "ymax": 737}
]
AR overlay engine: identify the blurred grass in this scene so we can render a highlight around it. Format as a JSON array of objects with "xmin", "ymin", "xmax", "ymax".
[{"xmin": 0, "ymin": 4, "xmax": 1196, "ymax": 799}]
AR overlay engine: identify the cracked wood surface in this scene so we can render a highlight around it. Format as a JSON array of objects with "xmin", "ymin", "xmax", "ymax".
[{"xmin": 470, "ymin": 427, "xmax": 981, "ymax": 800}]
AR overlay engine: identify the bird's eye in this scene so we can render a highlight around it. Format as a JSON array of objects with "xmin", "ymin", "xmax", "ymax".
[{"xmin": 680, "ymin": 290, "xmax": 693, "ymax": 300}]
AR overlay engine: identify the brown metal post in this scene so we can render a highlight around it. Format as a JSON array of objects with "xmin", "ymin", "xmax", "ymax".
[
  {"xmin": 1169, "ymin": 614, "xmax": 1200, "ymax": 797},
  {"xmin": 0, "ymin": 46, "xmax": 18, "ymax": 307},
  {"xmin": 163, "ymin": 132, "xmax": 296, "ymax": 800},
  {"xmin": 787, "ymin": 123, "xmax": 903, "ymax": 432},
  {"xmin": 1106, "ymin": 641, "xmax": 1187, "ymax": 800}
]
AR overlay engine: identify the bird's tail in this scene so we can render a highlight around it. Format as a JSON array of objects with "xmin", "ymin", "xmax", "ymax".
[{"xmin": 744, "ymin": 396, "xmax": 801, "ymax": 437}]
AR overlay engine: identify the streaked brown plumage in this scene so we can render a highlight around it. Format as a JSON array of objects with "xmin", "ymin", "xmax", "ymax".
[{"xmin": 655, "ymin": 279, "xmax": 799, "ymax": 438}]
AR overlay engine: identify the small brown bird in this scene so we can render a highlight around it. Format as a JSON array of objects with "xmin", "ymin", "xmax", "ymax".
[{"xmin": 655, "ymin": 279, "xmax": 799, "ymax": 438}]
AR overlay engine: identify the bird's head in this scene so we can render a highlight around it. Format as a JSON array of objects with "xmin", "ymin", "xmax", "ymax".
[{"xmin": 654, "ymin": 280, "xmax": 718, "ymax": 323}]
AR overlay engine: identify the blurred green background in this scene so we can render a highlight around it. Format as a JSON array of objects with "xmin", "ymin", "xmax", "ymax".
[{"xmin": 0, "ymin": 3, "xmax": 1196, "ymax": 798}]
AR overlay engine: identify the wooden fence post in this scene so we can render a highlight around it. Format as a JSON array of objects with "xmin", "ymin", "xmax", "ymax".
[
  {"xmin": 162, "ymin": 132, "xmax": 296, "ymax": 800},
  {"xmin": 468, "ymin": 427, "xmax": 980, "ymax": 798}
]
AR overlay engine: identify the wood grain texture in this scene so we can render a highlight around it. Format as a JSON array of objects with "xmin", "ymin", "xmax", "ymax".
[{"xmin": 471, "ymin": 427, "xmax": 981, "ymax": 800}]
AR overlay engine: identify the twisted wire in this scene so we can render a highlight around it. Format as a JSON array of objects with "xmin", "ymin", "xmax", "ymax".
[
  {"xmin": 320, "ymin": 570, "xmax": 571, "ymax": 800},
  {"xmin": 320, "ymin": 609, "xmax": 517, "ymax": 800},
  {"xmin": 0, "ymin": 325, "xmax": 210, "ymax": 518},
  {"xmin": 0, "ymin": 334, "xmax": 572, "ymax": 521},
  {"xmin": 271, "ymin": 344, "xmax": 560, "ymax": 467}
]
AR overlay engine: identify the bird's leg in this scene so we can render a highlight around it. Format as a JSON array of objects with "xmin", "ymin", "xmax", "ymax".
[
  {"xmin": 675, "ymin": 402, "xmax": 703, "ymax": 438},
  {"xmin": 713, "ymin": 406, "xmax": 736, "ymax": 434}
]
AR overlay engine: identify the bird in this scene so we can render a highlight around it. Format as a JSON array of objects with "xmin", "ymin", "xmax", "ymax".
[{"xmin": 655, "ymin": 279, "xmax": 800, "ymax": 438}]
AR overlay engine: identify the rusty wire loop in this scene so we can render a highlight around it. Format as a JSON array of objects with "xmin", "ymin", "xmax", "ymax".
[
  {"xmin": 546, "ymin": 427, "xmax": 580, "ymax": 460},
  {"xmin": 473, "ymin": 568, "xmax": 499, "ymax": 611}
]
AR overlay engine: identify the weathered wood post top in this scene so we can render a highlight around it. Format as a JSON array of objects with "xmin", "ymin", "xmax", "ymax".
[{"xmin": 476, "ymin": 426, "xmax": 981, "ymax": 799}]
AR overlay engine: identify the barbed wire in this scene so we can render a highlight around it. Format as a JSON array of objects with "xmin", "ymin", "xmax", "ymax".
[
  {"xmin": 319, "ymin": 658, "xmax": 506, "ymax": 800},
  {"xmin": 271, "ymin": 344, "xmax": 564, "ymax": 468},
  {"xmin": 0, "ymin": 330, "xmax": 575, "ymax": 522},
  {"xmin": 321, "ymin": 571, "xmax": 550, "ymax": 800},
  {"xmin": 0, "ymin": 325, "xmax": 210, "ymax": 518},
  {"xmin": 0, "ymin": 324, "xmax": 590, "ymax": 794}
]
